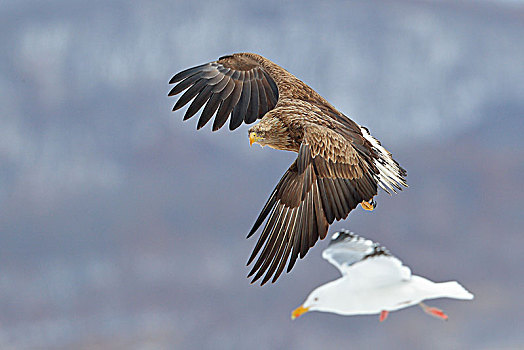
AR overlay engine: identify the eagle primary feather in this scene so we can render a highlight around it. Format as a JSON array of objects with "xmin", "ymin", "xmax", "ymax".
[{"xmin": 168, "ymin": 53, "xmax": 407, "ymax": 285}]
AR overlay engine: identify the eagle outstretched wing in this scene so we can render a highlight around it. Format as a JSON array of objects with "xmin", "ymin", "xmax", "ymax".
[{"xmin": 168, "ymin": 55, "xmax": 279, "ymax": 131}]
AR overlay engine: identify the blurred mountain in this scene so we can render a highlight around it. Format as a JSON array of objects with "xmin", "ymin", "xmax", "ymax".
[{"xmin": 0, "ymin": 0, "xmax": 523, "ymax": 349}]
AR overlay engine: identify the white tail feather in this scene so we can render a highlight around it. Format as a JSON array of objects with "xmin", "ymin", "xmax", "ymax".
[
  {"xmin": 359, "ymin": 126, "xmax": 407, "ymax": 193},
  {"xmin": 434, "ymin": 281, "xmax": 474, "ymax": 300}
]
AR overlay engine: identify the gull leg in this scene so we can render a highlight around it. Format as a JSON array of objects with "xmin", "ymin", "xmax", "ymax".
[
  {"xmin": 419, "ymin": 302, "xmax": 448, "ymax": 320},
  {"xmin": 379, "ymin": 310, "xmax": 389, "ymax": 322}
]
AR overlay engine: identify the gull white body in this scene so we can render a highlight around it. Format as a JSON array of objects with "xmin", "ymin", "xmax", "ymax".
[
  {"xmin": 292, "ymin": 230, "xmax": 474, "ymax": 319},
  {"xmin": 310, "ymin": 275, "xmax": 473, "ymax": 316}
]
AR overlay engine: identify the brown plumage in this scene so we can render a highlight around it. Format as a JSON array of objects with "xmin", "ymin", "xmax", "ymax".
[{"xmin": 168, "ymin": 53, "xmax": 407, "ymax": 285}]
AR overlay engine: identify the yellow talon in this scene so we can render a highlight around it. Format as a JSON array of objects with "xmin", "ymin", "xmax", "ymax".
[{"xmin": 361, "ymin": 200, "xmax": 374, "ymax": 211}]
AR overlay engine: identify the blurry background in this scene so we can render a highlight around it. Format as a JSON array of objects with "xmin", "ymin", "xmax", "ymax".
[{"xmin": 1, "ymin": 0, "xmax": 523, "ymax": 348}]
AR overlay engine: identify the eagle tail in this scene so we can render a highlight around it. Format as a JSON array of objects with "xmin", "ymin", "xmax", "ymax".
[{"xmin": 359, "ymin": 126, "xmax": 407, "ymax": 194}]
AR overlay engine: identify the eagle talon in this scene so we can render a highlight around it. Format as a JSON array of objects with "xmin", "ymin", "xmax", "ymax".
[{"xmin": 361, "ymin": 199, "xmax": 375, "ymax": 211}]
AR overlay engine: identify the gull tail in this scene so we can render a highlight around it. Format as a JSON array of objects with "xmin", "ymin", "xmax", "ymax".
[{"xmin": 434, "ymin": 281, "xmax": 474, "ymax": 300}]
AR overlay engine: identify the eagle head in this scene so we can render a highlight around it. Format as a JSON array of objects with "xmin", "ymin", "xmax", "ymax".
[
  {"xmin": 248, "ymin": 118, "xmax": 296, "ymax": 151},
  {"xmin": 248, "ymin": 124, "xmax": 270, "ymax": 147}
]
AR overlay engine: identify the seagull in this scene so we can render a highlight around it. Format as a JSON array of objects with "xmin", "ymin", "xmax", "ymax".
[
  {"xmin": 169, "ymin": 53, "xmax": 407, "ymax": 285},
  {"xmin": 292, "ymin": 230, "xmax": 474, "ymax": 321}
]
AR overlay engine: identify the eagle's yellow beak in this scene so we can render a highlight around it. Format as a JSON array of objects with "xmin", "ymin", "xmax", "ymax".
[
  {"xmin": 291, "ymin": 305, "xmax": 310, "ymax": 320},
  {"xmin": 249, "ymin": 132, "xmax": 261, "ymax": 146}
]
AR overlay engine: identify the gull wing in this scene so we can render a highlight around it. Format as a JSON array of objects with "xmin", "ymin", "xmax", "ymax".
[{"xmin": 322, "ymin": 230, "xmax": 411, "ymax": 284}]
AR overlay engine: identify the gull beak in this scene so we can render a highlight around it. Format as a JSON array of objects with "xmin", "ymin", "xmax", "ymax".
[
  {"xmin": 249, "ymin": 132, "xmax": 257, "ymax": 146},
  {"xmin": 291, "ymin": 305, "xmax": 310, "ymax": 320}
]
